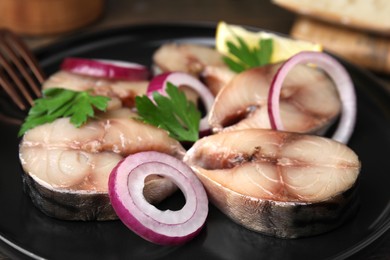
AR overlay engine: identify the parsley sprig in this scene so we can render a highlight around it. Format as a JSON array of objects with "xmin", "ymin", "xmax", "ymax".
[
  {"xmin": 135, "ymin": 83, "xmax": 201, "ymax": 142},
  {"xmin": 18, "ymin": 88, "xmax": 110, "ymax": 137},
  {"xmin": 223, "ymin": 36, "xmax": 273, "ymax": 73}
]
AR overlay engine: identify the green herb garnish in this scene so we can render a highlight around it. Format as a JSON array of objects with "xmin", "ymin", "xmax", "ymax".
[
  {"xmin": 135, "ymin": 83, "xmax": 201, "ymax": 142},
  {"xmin": 19, "ymin": 88, "xmax": 110, "ymax": 137},
  {"xmin": 223, "ymin": 36, "xmax": 273, "ymax": 73}
]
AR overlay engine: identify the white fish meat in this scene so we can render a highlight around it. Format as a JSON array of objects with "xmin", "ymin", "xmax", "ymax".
[
  {"xmin": 20, "ymin": 116, "xmax": 185, "ymax": 220},
  {"xmin": 42, "ymin": 70, "xmax": 148, "ymax": 109},
  {"xmin": 184, "ymin": 129, "xmax": 360, "ymax": 238},
  {"xmin": 209, "ymin": 63, "xmax": 341, "ymax": 135},
  {"xmin": 153, "ymin": 43, "xmax": 225, "ymax": 76}
]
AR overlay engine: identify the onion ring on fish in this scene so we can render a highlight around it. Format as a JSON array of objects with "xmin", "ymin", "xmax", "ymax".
[
  {"xmin": 147, "ymin": 72, "xmax": 215, "ymax": 132},
  {"xmin": 268, "ymin": 51, "xmax": 357, "ymax": 144},
  {"xmin": 108, "ymin": 151, "xmax": 208, "ymax": 245},
  {"xmin": 61, "ymin": 57, "xmax": 150, "ymax": 81}
]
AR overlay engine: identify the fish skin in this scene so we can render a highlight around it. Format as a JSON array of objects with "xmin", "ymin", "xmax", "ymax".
[
  {"xmin": 19, "ymin": 116, "xmax": 185, "ymax": 221},
  {"xmin": 184, "ymin": 129, "xmax": 360, "ymax": 238},
  {"xmin": 21, "ymin": 168, "xmax": 179, "ymax": 221},
  {"xmin": 209, "ymin": 63, "xmax": 341, "ymax": 134},
  {"xmin": 195, "ymin": 170, "xmax": 359, "ymax": 238},
  {"xmin": 22, "ymin": 172, "xmax": 117, "ymax": 221}
]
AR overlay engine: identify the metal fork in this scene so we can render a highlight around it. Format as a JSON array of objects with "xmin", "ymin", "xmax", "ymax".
[{"xmin": 0, "ymin": 29, "xmax": 45, "ymax": 112}]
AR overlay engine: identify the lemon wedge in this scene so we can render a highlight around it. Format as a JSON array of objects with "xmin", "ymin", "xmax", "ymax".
[{"xmin": 216, "ymin": 21, "xmax": 322, "ymax": 64}]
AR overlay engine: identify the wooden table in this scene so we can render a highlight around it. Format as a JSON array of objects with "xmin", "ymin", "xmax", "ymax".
[{"xmin": 1, "ymin": 0, "xmax": 389, "ymax": 259}]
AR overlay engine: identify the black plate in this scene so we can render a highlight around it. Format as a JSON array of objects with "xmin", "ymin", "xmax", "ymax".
[{"xmin": 0, "ymin": 24, "xmax": 389, "ymax": 260}]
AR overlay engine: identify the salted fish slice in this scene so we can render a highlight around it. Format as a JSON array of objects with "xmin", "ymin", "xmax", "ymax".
[
  {"xmin": 19, "ymin": 116, "xmax": 185, "ymax": 221},
  {"xmin": 209, "ymin": 63, "xmax": 341, "ymax": 135},
  {"xmin": 184, "ymin": 129, "xmax": 360, "ymax": 238}
]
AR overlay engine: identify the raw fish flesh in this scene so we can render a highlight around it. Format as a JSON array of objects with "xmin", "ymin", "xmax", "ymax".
[
  {"xmin": 184, "ymin": 129, "xmax": 360, "ymax": 238},
  {"xmin": 20, "ymin": 115, "xmax": 185, "ymax": 220}
]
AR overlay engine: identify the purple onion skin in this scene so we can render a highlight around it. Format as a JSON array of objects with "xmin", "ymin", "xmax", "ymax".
[
  {"xmin": 108, "ymin": 158, "xmax": 204, "ymax": 246},
  {"xmin": 61, "ymin": 58, "xmax": 150, "ymax": 81}
]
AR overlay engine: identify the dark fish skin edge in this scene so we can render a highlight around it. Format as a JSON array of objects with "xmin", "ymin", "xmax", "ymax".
[
  {"xmin": 21, "ymin": 172, "xmax": 118, "ymax": 221},
  {"xmin": 21, "ymin": 170, "xmax": 179, "ymax": 221},
  {"xmin": 198, "ymin": 173, "xmax": 360, "ymax": 239}
]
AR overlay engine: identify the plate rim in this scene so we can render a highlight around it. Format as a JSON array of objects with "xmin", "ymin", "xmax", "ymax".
[{"xmin": 1, "ymin": 23, "xmax": 389, "ymax": 260}]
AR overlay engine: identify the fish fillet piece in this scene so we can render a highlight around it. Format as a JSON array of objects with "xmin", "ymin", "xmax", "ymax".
[
  {"xmin": 153, "ymin": 43, "xmax": 234, "ymax": 97},
  {"xmin": 22, "ymin": 117, "xmax": 184, "ymax": 159},
  {"xmin": 42, "ymin": 70, "xmax": 148, "ymax": 109},
  {"xmin": 20, "ymin": 117, "xmax": 185, "ymax": 220},
  {"xmin": 201, "ymin": 65, "xmax": 236, "ymax": 96},
  {"xmin": 153, "ymin": 43, "xmax": 225, "ymax": 76},
  {"xmin": 209, "ymin": 63, "xmax": 341, "ymax": 134},
  {"xmin": 184, "ymin": 129, "xmax": 360, "ymax": 238}
]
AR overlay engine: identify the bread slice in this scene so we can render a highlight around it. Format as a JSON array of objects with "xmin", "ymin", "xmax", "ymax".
[
  {"xmin": 291, "ymin": 16, "xmax": 390, "ymax": 74},
  {"xmin": 273, "ymin": 0, "xmax": 390, "ymax": 35}
]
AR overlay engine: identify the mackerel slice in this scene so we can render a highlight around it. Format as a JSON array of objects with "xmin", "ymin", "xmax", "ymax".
[{"xmin": 184, "ymin": 129, "xmax": 360, "ymax": 238}]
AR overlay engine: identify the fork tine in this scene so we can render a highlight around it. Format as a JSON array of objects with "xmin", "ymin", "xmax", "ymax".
[
  {"xmin": 0, "ymin": 67, "xmax": 27, "ymax": 110},
  {"xmin": 5, "ymin": 29, "xmax": 46, "ymax": 89},
  {"xmin": 0, "ymin": 46, "xmax": 35, "ymax": 108},
  {"xmin": 0, "ymin": 29, "xmax": 46, "ymax": 111},
  {"xmin": 0, "ymin": 30, "xmax": 44, "ymax": 99},
  {"xmin": 0, "ymin": 111, "xmax": 23, "ymax": 125}
]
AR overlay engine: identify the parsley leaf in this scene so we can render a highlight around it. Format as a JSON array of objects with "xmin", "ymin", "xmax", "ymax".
[
  {"xmin": 135, "ymin": 82, "xmax": 201, "ymax": 142},
  {"xmin": 223, "ymin": 36, "xmax": 274, "ymax": 73},
  {"xmin": 18, "ymin": 88, "xmax": 110, "ymax": 137}
]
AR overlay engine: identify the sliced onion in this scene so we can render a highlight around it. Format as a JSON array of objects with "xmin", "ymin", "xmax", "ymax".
[
  {"xmin": 108, "ymin": 151, "xmax": 208, "ymax": 245},
  {"xmin": 268, "ymin": 51, "xmax": 357, "ymax": 144},
  {"xmin": 61, "ymin": 57, "xmax": 150, "ymax": 81},
  {"xmin": 147, "ymin": 72, "xmax": 215, "ymax": 132}
]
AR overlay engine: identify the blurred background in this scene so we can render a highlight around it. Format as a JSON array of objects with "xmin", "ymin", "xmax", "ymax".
[
  {"xmin": 0, "ymin": 0, "xmax": 389, "ymax": 259},
  {"xmin": 1, "ymin": 0, "xmax": 389, "ymax": 91},
  {"xmin": 0, "ymin": 0, "xmax": 293, "ymax": 47}
]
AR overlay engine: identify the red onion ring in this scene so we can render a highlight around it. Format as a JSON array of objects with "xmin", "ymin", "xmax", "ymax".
[
  {"xmin": 61, "ymin": 57, "xmax": 150, "ymax": 81},
  {"xmin": 268, "ymin": 51, "xmax": 357, "ymax": 144},
  {"xmin": 108, "ymin": 151, "xmax": 208, "ymax": 245},
  {"xmin": 147, "ymin": 72, "xmax": 215, "ymax": 132}
]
